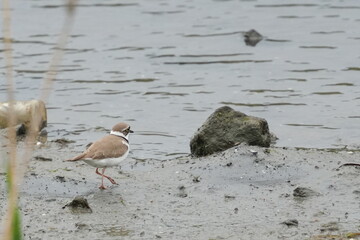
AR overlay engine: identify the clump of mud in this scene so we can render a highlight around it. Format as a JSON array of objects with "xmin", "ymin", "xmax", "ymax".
[{"xmin": 63, "ymin": 196, "xmax": 92, "ymax": 213}]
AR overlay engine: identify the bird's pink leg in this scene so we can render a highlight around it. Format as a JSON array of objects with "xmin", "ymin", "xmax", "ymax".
[
  {"xmin": 95, "ymin": 168, "xmax": 107, "ymax": 189},
  {"xmin": 95, "ymin": 168, "xmax": 117, "ymax": 185},
  {"xmin": 102, "ymin": 168, "xmax": 117, "ymax": 185}
]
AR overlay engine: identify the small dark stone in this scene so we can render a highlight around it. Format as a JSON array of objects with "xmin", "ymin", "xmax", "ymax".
[
  {"xmin": 293, "ymin": 187, "xmax": 319, "ymax": 198},
  {"xmin": 177, "ymin": 185, "xmax": 188, "ymax": 198},
  {"xmin": 353, "ymin": 190, "xmax": 360, "ymax": 195},
  {"xmin": 226, "ymin": 162, "xmax": 233, "ymax": 167},
  {"xmin": 281, "ymin": 193, "xmax": 291, "ymax": 198},
  {"xmin": 34, "ymin": 156, "xmax": 53, "ymax": 162},
  {"xmin": 178, "ymin": 193, "xmax": 188, "ymax": 198},
  {"xmin": 54, "ymin": 176, "xmax": 66, "ymax": 183},
  {"xmin": 63, "ymin": 196, "xmax": 92, "ymax": 213},
  {"xmin": 224, "ymin": 195, "xmax": 236, "ymax": 201},
  {"xmin": 243, "ymin": 29, "xmax": 263, "ymax": 47},
  {"xmin": 281, "ymin": 219, "xmax": 299, "ymax": 227},
  {"xmin": 192, "ymin": 176, "xmax": 201, "ymax": 183}
]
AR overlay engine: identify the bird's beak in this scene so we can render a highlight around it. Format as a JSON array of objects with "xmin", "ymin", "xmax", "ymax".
[{"xmin": 129, "ymin": 129, "xmax": 134, "ymax": 133}]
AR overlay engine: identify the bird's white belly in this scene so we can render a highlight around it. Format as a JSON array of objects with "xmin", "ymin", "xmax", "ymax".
[{"xmin": 83, "ymin": 150, "xmax": 129, "ymax": 168}]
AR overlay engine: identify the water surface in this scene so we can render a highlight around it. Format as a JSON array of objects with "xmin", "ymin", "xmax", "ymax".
[{"xmin": 1, "ymin": 0, "xmax": 359, "ymax": 160}]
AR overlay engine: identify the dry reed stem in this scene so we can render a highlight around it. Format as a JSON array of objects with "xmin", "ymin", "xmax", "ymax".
[
  {"xmin": 1, "ymin": 0, "xmax": 78, "ymax": 239},
  {"xmin": 2, "ymin": 0, "xmax": 20, "ymax": 238},
  {"xmin": 19, "ymin": 0, "xmax": 78, "ymax": 186},
  {"xmin": 40, "ymin": 0, "xmax": 77, "ymax": 101}
]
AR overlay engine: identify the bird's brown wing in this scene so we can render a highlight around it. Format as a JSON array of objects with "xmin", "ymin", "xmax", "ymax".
[{"xmin": 66, "ymin": 135, "xmax": 128, "ymax": 161}]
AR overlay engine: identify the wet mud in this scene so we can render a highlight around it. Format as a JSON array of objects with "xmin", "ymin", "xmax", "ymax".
[{"xmin": 1, "ymin": 142, "xmax": 360, "ymax": 240}]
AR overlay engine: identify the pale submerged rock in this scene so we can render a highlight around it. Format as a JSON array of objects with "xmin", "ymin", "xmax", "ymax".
[{"xmin": 0, "ymin": 99, "xmax": 47, "ymax": 134}]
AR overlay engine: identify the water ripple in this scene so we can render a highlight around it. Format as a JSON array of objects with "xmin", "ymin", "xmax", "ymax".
[
  {"xmin": 164, "ymin": 60, "xmax": 272, "ymax": 65},
  {"xmin": 221, "ymin": 102, "xmax": 306, "ymax": 107},
  {"xmin": 73, "ymin": 78, "xmax": 157, "ymax": 83}
]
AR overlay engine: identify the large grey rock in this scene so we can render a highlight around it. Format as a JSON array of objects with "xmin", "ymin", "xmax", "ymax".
[{"xmin": 190, "ymin": 106, "xmax": 271, "ymax": 157}]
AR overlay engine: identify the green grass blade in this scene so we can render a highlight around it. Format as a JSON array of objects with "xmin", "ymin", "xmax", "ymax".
[{"xmin": 11, "ymin": 207, "xmax": 22, "ymax": 240}]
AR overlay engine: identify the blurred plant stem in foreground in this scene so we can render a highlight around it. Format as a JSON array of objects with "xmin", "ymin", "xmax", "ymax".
[{"xmin": 1, "ymin": 1, "xmax": 78, "ymax": 239}]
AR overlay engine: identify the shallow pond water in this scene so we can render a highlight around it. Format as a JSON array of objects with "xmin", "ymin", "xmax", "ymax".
[{"xmin": 1, "ymin": 0, "xmax": 360, "ymax": 160}]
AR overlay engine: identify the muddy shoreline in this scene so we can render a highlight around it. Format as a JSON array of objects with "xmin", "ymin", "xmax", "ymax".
[{"xmin": 1, "ymin": 141, "xmax": 360, "ymax": 240}]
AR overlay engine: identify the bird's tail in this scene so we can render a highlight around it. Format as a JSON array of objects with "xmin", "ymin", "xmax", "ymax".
[{"xmin": 65, "ymin": 153, "xmax": 86, "ymax": 162}]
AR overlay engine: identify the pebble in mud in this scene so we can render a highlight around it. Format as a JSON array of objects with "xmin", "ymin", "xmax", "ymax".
[
  {"xmin": 54, "ymin": 176, "xmax": 66, "ymax": 183},
  {"xmin": 224, "ymin": 195, "xmax": 236, "ymax": 202},
  {"xmin": 192, "ymin": 176, "xmax": 201, "ymax": 183},
  {"xmin": 63, "ymin": 196, "xmax": 93, "ymax": 213},
  {"xmin": 281, "ymin": 219, "xmax": 299, "ymax": 227},
  {"xmin": 177, "ymin": 185, "xmax": 188, "ymax": 198},
  {"xmin": 293, "ymin": 187, "xmax": 320, "ymax": 198},
  {"xmin": 34, "ymin": 156, "xmax": 53, "ymax": 161}
]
